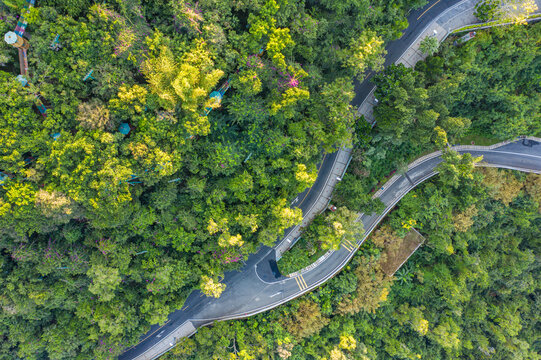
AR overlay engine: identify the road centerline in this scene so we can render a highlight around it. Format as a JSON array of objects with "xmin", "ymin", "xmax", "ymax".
[{"xmin": 417, "ymin": 0, "xmax": 441, "ymax": 20}]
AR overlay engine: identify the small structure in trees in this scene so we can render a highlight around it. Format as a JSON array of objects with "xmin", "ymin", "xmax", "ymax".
[
  {"xmin": 118, "ymin": 122, "xmax": 131, "ymax": 135},
  {"xmin": 16, "ymin": 75, "xmax": 47, "ymax": 117},
  {"xmin": 124, "ymin": 174, "xmax": 142, "ymax": 185},
  {"xmin": 12, "ymin": 0, "xmax": 35, "ymax": 37},
  {"xmin": 7, "ymin": 4, "xmax": 49, "ymax": 117},
  {"xmin": 16, "ymin": 74, "xmax": 28, "ymax": 87},
  {"xmin": 35, "ymin": 97, "xmax": 47, "ymax": 116},
  {"xmin": 49, "ymin": 34, "xmax": 61, "ymax": 51},
  {"xmin": 4, "ymin": 31, "xmax": 30, "ymax": 50},
  {"xmin": 23, "ymin": 153, "xmax": 36, "ymax": 166},
  {"xmin": 83, "ymin": 69, "xmax": 95, "ymax": 81},
  {"xmin": 243, "ymin": 152, "xmax": 253, "ymax": 163},
  {"xmin": 5, "ymin": 32, "xmax": 30, "ymax": 75},
  {"xmin": 4, "ymin": 0, "xmax": 35, "ymax": 75},
  {"xmin": 203, "ymin": 79, "xmax": 230, "ymax": 116},
  {"xmin": 454, "ymin": 31, "xmax": 476, "ymax": 46},
  {"xmin": 0, "ymin": 172, "xmax": 8, "ymax": 187}
]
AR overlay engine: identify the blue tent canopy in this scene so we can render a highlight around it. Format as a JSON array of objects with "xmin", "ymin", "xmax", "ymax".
[
  {"xmin": 16, "ymin": 75, "xmax": 28, "ymax": 87},
  {"xmin": 118, "ymin": 123, "xmax": 131, "ymax": 135},
  {"xmin": 0, "ymin": 172, "xmax": 8, "ymax": 186},
  {"xmin": 209, "ymin": 91, "xmax": 223, "ymax": 101}
]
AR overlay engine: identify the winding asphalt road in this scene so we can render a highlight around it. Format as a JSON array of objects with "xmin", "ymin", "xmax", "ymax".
[
  {"xmin": 351, "ymin": 0, "xmax": 466, "ymax": 106},
  {"xmin": 119, "ymin": 1, "xmax": 540, "ymax": 359},
  {"xmin": 122, "ymin": 140, "xmax": 541, "ymax": 360}
]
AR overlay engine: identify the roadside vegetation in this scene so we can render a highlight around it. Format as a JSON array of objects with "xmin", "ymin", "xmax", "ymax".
[
  {"xmin": 474, "ymin": 0, "xmax": 538, "ymax": 23},
  {"xmin": 336, "ymin": 22, "xmax": 541, "ymax": 215},
  {"xmin": 278, "ymin": 206, "xmax": 362, "ymax": 275},
  {"xmin": 163, "ymin": 167, "xmax": 541, "ymax": 360},
  {"xmin": 277, "ymin": 236, "xmax": 326, "ymax": 276},
  {"xmin": 278, "ymin": 22, "xmax": 540, "ymax": 275}
]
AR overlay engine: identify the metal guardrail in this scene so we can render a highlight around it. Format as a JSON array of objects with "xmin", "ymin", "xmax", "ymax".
[{"xmin": 451, "ymin": 13, "xmax": 541, "ymax": 33}]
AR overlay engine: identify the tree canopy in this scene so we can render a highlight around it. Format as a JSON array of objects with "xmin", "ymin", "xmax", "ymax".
[
  {"xmin": 163, "ymin": 167, "xmax": 541, "ymax": 360},
  {"xmin": 0, "ymin": 0, "xmax": 428, "ymax": 358}
]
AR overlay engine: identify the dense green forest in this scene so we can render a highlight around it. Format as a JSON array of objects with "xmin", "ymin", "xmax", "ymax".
[
  {"xmin": 282, "ymin": 22, "xmax": 541, "ymax": 274},
  {"xmin": 164, "ymin": 167, "xmax": 541, "ymax": 360},
  {"xmin": 0, "ymin": 0, "xmax": 430, "ymax": 358},
  {"xmin": 0, "ymin": 0, "xmax": 539, "ymax": 358},
  {"xmin": 336, "ymin": 22, "xmax": 541, "ymax": 215}
]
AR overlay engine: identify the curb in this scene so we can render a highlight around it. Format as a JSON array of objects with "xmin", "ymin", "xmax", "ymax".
[{"xmin": 451, "ymin": 12, "xmax": 541, "ymax": 33}]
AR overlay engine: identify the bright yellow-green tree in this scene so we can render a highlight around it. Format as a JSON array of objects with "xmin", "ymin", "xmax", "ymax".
[
  {"xmin": 200, "ymin": 275, "xmax": 226, "ymax": 298},
  {"xmin": 341, "ymin": 31, "xmax": 386, "ymax": 80},
  {"xmin": 142, "ymin": 40, "xmax": 224, "ymax": 136}
]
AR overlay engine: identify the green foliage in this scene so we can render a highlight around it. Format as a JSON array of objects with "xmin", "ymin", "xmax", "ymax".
[
  {"xmin": 87, "ymin": 264, "xmax": 121, "ymax": 302},
  {"xmin": 1, "ymin": 0, "xmax": 519, "ymax": 359},
  {"xmin": 340, "ymin": 23, "xmax": 541, "ymax": 206},
  {"xmin": 374, "ymin": 64, "xmax": 430, "ymax": 140},
  {"xmin": 278, "ymin": 206, "xmax": 363, "ymax": 274},
  {"xmin": 419, "ymin": 35, "xmax": 439, "ymax": 55},
  {"xmin": 168, "ymin": 170, "xmax": 541, "ymax": 360},
  {"xmin": 446, "ymin": 25, "xmax": 541, "ymax": 138},
  {"xmin": 437, "ymin": 149, "xmax": 482, "ymax": 188},
  {"xmin": 340, "ymin": 30, "xmax": 386, "ymax": 80},
  {"xmin": 309, "ymin": 77, "xmax": 357, "ymax": 152},
  {"xmin": 474, "ymin": 0, "xmax": 502, "ymax": 21},
  {"xmin": 277, "ymin": 236, "xmax": 326, "ymax": 275},
  {"xmin": 335, "ymin": 171, "xmax": 386, "ymax": 214},
  {"xmin": 141, "ymin": 41, "xmax": 224, "ymax": 135},
  {"xmin": 43, "ymin": 0, "xmax": 91, "ymax": 17}
]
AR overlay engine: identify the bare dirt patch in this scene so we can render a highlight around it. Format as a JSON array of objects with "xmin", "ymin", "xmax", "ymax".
[{"xmin": 381, "ymin": 229, "xmax": 425, "ymax": 276}]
